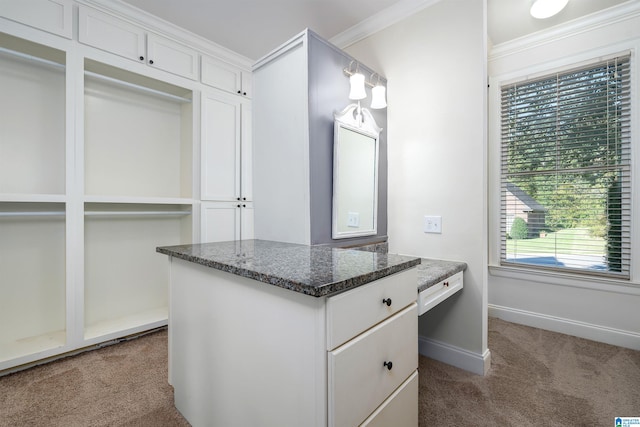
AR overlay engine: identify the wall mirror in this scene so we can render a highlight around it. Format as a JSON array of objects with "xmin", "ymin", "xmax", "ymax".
[{"xmin": 332, "ymin": 103, "xmax": 381, "ymax": 239}]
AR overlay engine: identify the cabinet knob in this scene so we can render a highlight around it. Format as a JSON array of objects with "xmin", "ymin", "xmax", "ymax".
[
  {"xmin": 139, "ymin": 56, "xmax": 144, "ymax": 61},
  {"xmin": 237, "ymin": 90, "xmax": 241, "ymax": 94},
  {"xmin": 237, "ymin": 204, "xmax": 241, "ymax": 208},
  {"xmin": 243, "ymin": 92, "xmax": 247, "ymax": 96},
  {"xmin": 242, "ymin": 204, "xmax": 246, "ymax": 208},
  {"xmin": 149, "ymin": 59, "xmax": 154, "ymax": 65},
  {"xmin": 444, "ymin": 281, "xmax": 449, "ymax": 287},
  {"xmin": 383, "ymin": 361, "xmax": 393, "ymax": 371},
  {"xmin": 243, "ymin": 197, "xmax": 246, "ymax": 201},
  {"xmin": 382, "ymin": 298, "xmax": 392, "ymax": 307},
  {"xmin": 237, "ymin": 197, "xmax": 241, "ymax": 201}
]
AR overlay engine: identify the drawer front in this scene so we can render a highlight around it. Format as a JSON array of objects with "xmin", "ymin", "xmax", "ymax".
[
  {"xmin": 329, "ymin": 303, "xmax": 417, "ymax": 427},
  {"xmin": 361, "ymin": 370, "xmax": 418, "ymax": 427},
  {"xmin": 327, "ymin": 268, "xmax": 417, "ymax": 350},
  {"xmin": 418, "ymin": 271, "xmax": 463, "ymax": 315}
]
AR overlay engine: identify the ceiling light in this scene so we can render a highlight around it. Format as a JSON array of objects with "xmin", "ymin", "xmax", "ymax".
[{"xmin": 530, "ymin": 0, "xmax": 569, "ymax": 19}]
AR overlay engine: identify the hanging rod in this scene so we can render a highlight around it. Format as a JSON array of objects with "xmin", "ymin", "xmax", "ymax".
[
  {"xmin": 84, "ymin": 71, "xmax": 192, "ymax": 104},
  {"xmin": 0, "ymin": 46, "xmax": 65, "ymax": 71},
  {"xmin": 84, "ymin": 211, "xmax": 191, "ymax": 217},
  {"xmin": 0, "ymin": 211, "xmax": 65, "ymax": 217}
]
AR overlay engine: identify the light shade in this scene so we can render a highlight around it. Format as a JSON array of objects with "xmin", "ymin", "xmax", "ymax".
[
  {"xmin": 370, "ymin": 85, "xmax": 386, "ymax": 109},
  {"xmin": 530, "ymin": 0, "xmax": 569, "ymax": 19},
  {"xmin": 348, "ymin": 72, "xmax": 367, "ymax": 100}
]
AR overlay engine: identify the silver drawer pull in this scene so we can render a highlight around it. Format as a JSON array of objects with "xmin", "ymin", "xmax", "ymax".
[{"xmin": 382, "ymin": 298, "xmax": 392, "ymax": 307}]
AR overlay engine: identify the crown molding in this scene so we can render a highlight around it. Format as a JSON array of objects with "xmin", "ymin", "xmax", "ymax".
[
  {"xmin": 330, "ymin": 0, "xmax": 442, "ymax": 49},
  {"xmin": 77, "ymin": 0, "xmax": 253, "ymax": 69},
  {"xmin": 489, "ymin": 0, "xmax": 640, "ymax": 61}
]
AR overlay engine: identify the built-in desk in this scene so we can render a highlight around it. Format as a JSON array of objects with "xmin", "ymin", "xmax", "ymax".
[{"xmin": 416, "ymin": 259, "xmax": 467, "ymax": 315}]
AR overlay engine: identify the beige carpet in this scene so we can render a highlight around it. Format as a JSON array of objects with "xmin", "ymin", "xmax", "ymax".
[
  {"xmin": 421, "ymin": 318, "xmax": 640, "ymax": 426},
  {"xmin": 0, "ymin": 331, "xmax": 189, "ymax": 427},
  {"xmin": 1, "ymin": 318, "xmax": 639, "ymax": 426}
]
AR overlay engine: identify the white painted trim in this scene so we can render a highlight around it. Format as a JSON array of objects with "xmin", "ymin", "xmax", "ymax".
[
  {"xmin": 418, "ymin": 335, "xmax": 491, "ymax": 376},
  {"xmin": 77, "ymin": 0, "xmax": 253, "ymax": 69},
  {"xmin": 330, "ymin": 0, "xmax": 442, "ymax": 49},
  {"xmin": 252, "ymin": 29, "xmax": 307, "ymax": 71},
  {"xmin": 489, "ymin": 0, "xmax": 640, "ymax": 61},
  {"xmin": 489, "ymin": 304, "xmax": 640, "ymax": 351},
  {"xmin": 489, "ymin": 265, "xmax": 640, "ymax": 296}
]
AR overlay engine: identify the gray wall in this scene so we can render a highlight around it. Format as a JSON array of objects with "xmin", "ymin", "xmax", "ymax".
[{"xmin": 307, "ymin": 32, "xmax": 388, "ymax": 247}]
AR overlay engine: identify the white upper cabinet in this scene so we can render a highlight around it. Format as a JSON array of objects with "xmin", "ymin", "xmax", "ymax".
[
  {"xmin": 202, "ymin": 55, "xmax": 251, "ymax": 98},
  {"xmin": 0, "ymin": 0, "xmax": 73, "ymax": 39},
  {"xmin": 78, "ymin": 6, "xmax": 198, "ymax": 80},
  {"xmin": 78, "ymin": 6, "xmax": 144, "ymax": 60},
  {"xmin": 146, "ymin": 33, "xmax": 198, "ymax": 80}
]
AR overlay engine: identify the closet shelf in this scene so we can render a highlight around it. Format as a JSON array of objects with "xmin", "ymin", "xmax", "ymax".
[
  {"xmin": 85, "ymin": 70, "xmax": 192, "ymax": 104},
  {"xmin": 0, "ymin": 46, "xmax": 64, "ymax": 70},
  {"xmin": 0, "ymin": 211, "xmax": 65, "ymax": 217},
  {"xmin": 85, "ymin": 211, "xmax": 191, "ymax": 217}
]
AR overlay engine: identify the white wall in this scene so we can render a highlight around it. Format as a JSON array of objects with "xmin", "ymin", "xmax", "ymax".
[
  {"xmin": 487, "ymin": 3, "xmax": 640, "ymax": 350},
  {"xmin": 345, "ymin": 0, "xmax": 489, "ymax": 374}
]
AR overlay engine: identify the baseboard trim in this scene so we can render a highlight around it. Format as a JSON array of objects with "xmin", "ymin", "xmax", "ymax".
[
  {"xmin": 489, "ymin": 304, "xmax": 640, "ymax": 351},
  {"xmin": 418, "ymin": 335, "xmax": 491, "ymax": 376}
]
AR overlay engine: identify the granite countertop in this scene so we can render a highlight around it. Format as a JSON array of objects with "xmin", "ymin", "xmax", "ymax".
[
  {"xmin": 416, "ymin": 258, "xmax": 467, "ymax": 293},
  {"xmin": 157, "ymin": 239, "xmax": 422, "ymax": 298}
]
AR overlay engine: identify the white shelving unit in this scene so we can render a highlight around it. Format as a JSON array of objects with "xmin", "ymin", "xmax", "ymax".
[
  {"xmin": 0, "ymin": 31, "xmax": 68, "ymax": 366},
  {"xmin": 82, "ymin": 62, "xmax": 194, "ymax": 341},
  {"xmin": 0, "ymin": 0, "xmax": 252, "ymax": 373}
]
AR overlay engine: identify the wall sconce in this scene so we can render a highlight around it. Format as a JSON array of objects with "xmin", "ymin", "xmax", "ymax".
[
  {"xmin": 370, "ymin": 73, "xmax": 387, "ymax": 109},
  {"xmin": 530, "ymin": 0, "xmax": 568, "ymax": 19},
  {"xmin": 343, "ymin": 61, "xmax": 387, "ymax": 109},
  {"xmin": 349, "ymin": 71, "xmax": 367, "ymax": 100}
]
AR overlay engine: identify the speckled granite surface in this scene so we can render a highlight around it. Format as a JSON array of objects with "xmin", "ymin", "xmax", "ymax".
[
  {"xmin": 157, "ymin": 239, "xmax": 421, "ymax": 298},
  {"xmin": 417, "ymin": 259, "xmax": 467, "ymax": 293}
]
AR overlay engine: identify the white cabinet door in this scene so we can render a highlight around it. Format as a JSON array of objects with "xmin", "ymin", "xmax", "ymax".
[
  {"xmin": 0, "ymin": 0, "xmax": 73, "ymax": 38},
  {"xmin": 201, "ymin": 91, "xmax": 251, "ymax": 202},
  {"xmin": 201, "ymin": 92, "xmax": 240, "ymax": 201},
  {"xmin": 79, "ymin": 7, "xmax": 198, "ymax": 80},
  {"xmin": 201, "ymin": 202, "xmax": 253, "ymax": 242},
  {"xmin": 201, "ymin": 55, "xmax": 251, "ymax": 98},
  {"xmin": 241, "ymin": 104, "xmax": 253, "ymax": 201},
  {"xmin": 201, "ymin": 202, "xmax": 240, "ymax": 242},
  {"xmin": 79, "ymin": 6, "xmax": 145, "ymax": 62},
  {"xmin": 241, "ymin": 202, "xmax": 254, "ymax": 240},
  {"xmin": 147, "ymin": 33, "xmax": 198, "ymax": 80}
]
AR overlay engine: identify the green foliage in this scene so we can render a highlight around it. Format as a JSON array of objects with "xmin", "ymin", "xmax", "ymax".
[
  {"xmin": 510, "ymin": 217, "xmax": 528, "ymax": 240},
  {"xmin": 504, "ymin": 60, "xmax": 627, "ymax": 265}
]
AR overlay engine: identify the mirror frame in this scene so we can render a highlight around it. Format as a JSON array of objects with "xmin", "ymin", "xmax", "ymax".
[{"xmin": 332, "ymin": 103, "xmax": 382, "ymax": 239}]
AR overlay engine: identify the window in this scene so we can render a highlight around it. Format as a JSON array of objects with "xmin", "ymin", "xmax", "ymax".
[{"xmin": 500, "ymin": 54, "xmax": 631, "ymax": 278}]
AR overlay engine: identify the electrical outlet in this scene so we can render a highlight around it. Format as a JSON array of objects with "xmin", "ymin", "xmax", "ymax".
[
  {"xmin": 424, "ymin": 215, "xmax": 442, "ymax": 233},
  {"xmin": 347, "ymin": 212, "xmax": 360, "ymax": 228}
]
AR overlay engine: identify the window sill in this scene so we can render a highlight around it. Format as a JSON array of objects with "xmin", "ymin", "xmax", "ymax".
[{"xmin": 488, "ymin": 264, "xmax": 640, "ymax": 296}]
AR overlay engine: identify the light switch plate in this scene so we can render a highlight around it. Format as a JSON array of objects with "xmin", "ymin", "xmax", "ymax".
[
  {"xmin": 347, "ymin": 212, "xmax": 360, "ymax": 228},
  {"xmin": 424, "ymin": 215, "xmax": 442, "ymax": 233}
]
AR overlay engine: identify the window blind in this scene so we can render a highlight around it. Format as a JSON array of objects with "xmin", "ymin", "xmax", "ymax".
[{"xmin": 500, "ymin": 55, "xmax": 631, "ymax": 278}]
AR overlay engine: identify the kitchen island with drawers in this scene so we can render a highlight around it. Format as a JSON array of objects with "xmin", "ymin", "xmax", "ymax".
[{"xmin": 157, "ymin": 239, "xmax": 422, "ymax": 427}]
